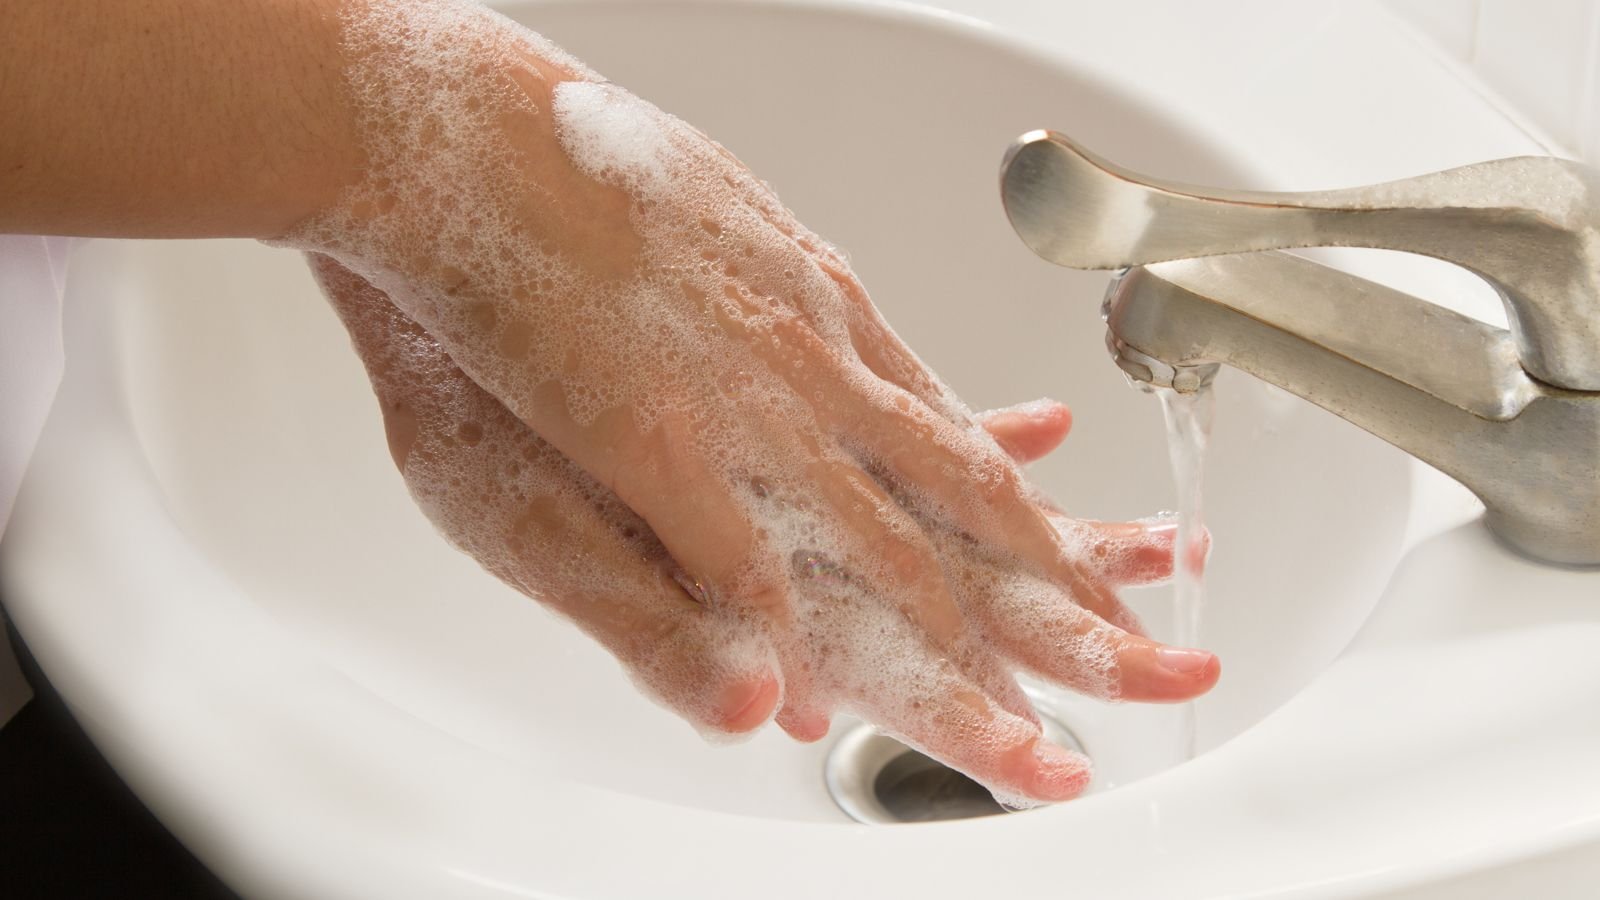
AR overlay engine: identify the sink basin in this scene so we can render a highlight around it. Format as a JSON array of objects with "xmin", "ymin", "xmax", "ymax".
[{"xmin": 5, "ymin": 0, "xmax": 1599, "ymax": 896}]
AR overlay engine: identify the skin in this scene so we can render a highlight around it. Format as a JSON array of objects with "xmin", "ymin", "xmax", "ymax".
[
  {"xmin": 0, "ymin": 0, "xmax": 362, "ymax": 237},
  {"xmin": 1, "ymin": 0, "xmax": 1220, "ymax": 802}
]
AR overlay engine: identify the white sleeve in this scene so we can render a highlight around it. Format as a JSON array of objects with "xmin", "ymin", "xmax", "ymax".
[
  {"xmin": 0, "ymin": 233, "xmax": 71, "ymax": 726},
  {"xmin": 0, "ymin": 234, "xmax": 70, "ymax": 539}
]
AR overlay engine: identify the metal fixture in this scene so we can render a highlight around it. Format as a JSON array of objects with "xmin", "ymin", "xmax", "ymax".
[{"xmin": 1000, "ymin": 131, "xmax": 1600, "ymax": 565}]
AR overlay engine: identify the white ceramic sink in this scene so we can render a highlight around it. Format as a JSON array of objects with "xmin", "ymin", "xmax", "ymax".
[{"xmin": 5, "ymin": 0, "xmax": 1600, "ymax": 897}]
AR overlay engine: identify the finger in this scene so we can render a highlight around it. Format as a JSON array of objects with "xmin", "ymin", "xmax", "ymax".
[
  {"xmin": 710, "ymin": 286, "xmax": 1136, "ymax": 680},
  {"xmin": 854, "ymin": 661, "xmax": 1090, "ymax": 805},
  {"xmin": 802, "ymin": 253, "xmax": 967, "ymax": 417},
  {"xmin": 902, "ymin": 496, "xmax": 1209, "ymax": 701},
  {"xmin": 1102, "ymin": 634, "xmax": 1220, "ymax": 703},
  {"xmin": 908, "ymin": 510, "xmax": 1216, "ymax": 703},
  {"xmin": 804, "ymin": 451, "xmax": 966, "ymax": 648},
  {"xmin": 978, "ymin": 572, "xmax": 1220, "ymax": 703},
  {"xmin": 574, "ymin": 405, "xmax": 798, "ymax": 622},
  {"xmin": 775, "ymin": 597, "xmax": 1036, "ymax": 744},
  {"xmin": 311, "ymin": 253, "xmax": 782, "ymax": 734},
  {"xmin": 696, "ymin": 283, "xmax": 969, "ymax": 648},
  {"xmin": 771, "ymin": 539, "xmax": 1079, "ymax": 802},
  {"xmin": 962, "ymin": 649, "xmax": 1043, "ymax": 727},
  {"xmin": 811, "ymin": 254, "xmax": 1075, "ymax": 487},
  {"xmin": 1048, "ymin": 514, "xmax": 1211, "ymax": 588},
  {"xmin": 720, "ymin": 303, "xmax": 1142, "ymax": 632},
  {"xmin": 833, "ymin": 376, "xmax": 1143, "ymax": 630},
  {"xmin": 976, "ymin": 399, "xmax": 1073, "ymax": 464},
  {"xmin": 796, "ymin": 265, "xmax": 1126, "ymax": 627},
  {"xmin": 588, "ymin": 570, "xmax": 782, "ymax": 735},
  {"xmin": 775, "ymin": 698, "xmax": 833, "ymax": 743}
]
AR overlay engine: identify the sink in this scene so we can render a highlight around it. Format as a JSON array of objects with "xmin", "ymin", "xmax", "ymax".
[{"xmin": 4, "ymin": 0, "xmax": 1599, "ymax": 897}]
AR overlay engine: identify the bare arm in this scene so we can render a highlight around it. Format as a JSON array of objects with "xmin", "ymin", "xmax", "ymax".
[{"xmin": 0, "ymin": 0, "xmax": 360, "ymax": 238}]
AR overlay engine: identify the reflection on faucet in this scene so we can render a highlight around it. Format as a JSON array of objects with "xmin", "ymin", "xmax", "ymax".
[{"xmin": 999, "ymin": 132, "xmax": 1600, "ymax": 566}]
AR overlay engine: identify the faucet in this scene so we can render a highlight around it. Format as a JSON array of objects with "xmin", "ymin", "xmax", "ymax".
[{"xmin": 998, "ymin": 131, "xmax": 1600, "ymax": 566}]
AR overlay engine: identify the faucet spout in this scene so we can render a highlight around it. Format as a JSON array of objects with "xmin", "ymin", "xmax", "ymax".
[
  {"xmin": 1103, "ymin": 252, "xmax": 1600, "ymax": 565},
  {"xmin": 1001, "ymin": 130, "xmax": 1600, "ymax": 391}
]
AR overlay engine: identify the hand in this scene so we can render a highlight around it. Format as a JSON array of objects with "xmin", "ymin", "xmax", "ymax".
[{"xmin": 314, "ymin": 245, "xmax": 1215, "ymax": 803}]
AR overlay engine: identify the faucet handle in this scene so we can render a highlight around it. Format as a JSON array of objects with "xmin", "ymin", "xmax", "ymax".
[{"xmin": 1000, "ymin": 130, "xmax": 1600, "ymax": 391}]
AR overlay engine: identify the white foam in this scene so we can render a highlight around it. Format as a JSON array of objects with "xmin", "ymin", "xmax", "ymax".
[{"xmin": 553, "ymin": 82, "xmax": 674, "ymax": 186}]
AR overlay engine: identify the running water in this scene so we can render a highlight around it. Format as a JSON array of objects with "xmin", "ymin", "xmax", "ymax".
[{"xmin": 1155, "ymin": 383, "xmax": 1214, "ymax": 761}]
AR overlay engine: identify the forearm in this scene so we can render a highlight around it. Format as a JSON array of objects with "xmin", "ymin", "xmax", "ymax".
[{"xmin": 0, "ymin": 0, "xmax": 362, "ymax": 239}]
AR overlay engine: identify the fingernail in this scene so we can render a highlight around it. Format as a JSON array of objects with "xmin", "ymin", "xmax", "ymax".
[
  {"xmin": 1156, "ymin": 647, "xmax": 1214, "ymax": 674},
  {"xmin": 1031, "ymin": 743, "xmax": 1092, "ymax": 799}
]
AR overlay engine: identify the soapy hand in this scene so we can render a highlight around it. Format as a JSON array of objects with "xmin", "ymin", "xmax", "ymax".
[
  {"xmin": 315, "ymin": 255, "xmax": 1212, "ymax": 803},
  {"xmin": 288, "ymin": 0, "xmax": 1220, "ymax": 803}
]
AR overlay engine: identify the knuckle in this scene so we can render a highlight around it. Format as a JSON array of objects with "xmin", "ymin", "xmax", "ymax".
[{"xmin": 721, "ymin": 543, "xmax": 790, "ymax": 617}]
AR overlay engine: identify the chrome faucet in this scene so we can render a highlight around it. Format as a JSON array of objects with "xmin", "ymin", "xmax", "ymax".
[{"xmin": 998, "ymin": 131, "xmax": 1600, "ymax": 566}]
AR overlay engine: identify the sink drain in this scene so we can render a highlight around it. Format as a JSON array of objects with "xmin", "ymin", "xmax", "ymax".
[{"xmin": 823, "ymin": 710, "xmax": 1087, "ymax": 824}]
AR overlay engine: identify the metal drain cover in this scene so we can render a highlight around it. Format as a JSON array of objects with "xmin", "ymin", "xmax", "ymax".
[{"xmin": 823, "ymin": 712, "xmax": 1087, "ymax": 824}]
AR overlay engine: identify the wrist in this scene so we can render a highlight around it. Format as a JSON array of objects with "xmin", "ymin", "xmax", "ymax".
[{"xmin": 249, "ymin": 0, "xmax": 369, "ymax": 237}]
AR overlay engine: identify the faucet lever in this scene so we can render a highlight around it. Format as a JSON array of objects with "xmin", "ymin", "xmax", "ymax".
[{"xmin": 1000, "ymin": 130, "xmax": 1600, "ymax": 391}]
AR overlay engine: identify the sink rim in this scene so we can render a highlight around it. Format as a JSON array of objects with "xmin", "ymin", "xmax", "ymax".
[{"xmin": 4, "ymin": 0, "xmax": 1593, "ymax": 897}]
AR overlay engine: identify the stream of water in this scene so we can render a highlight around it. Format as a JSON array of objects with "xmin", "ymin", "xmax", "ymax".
[{"xmin": 1155, "ymin": 384, "xmax": 1215, "ymax": 761}]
